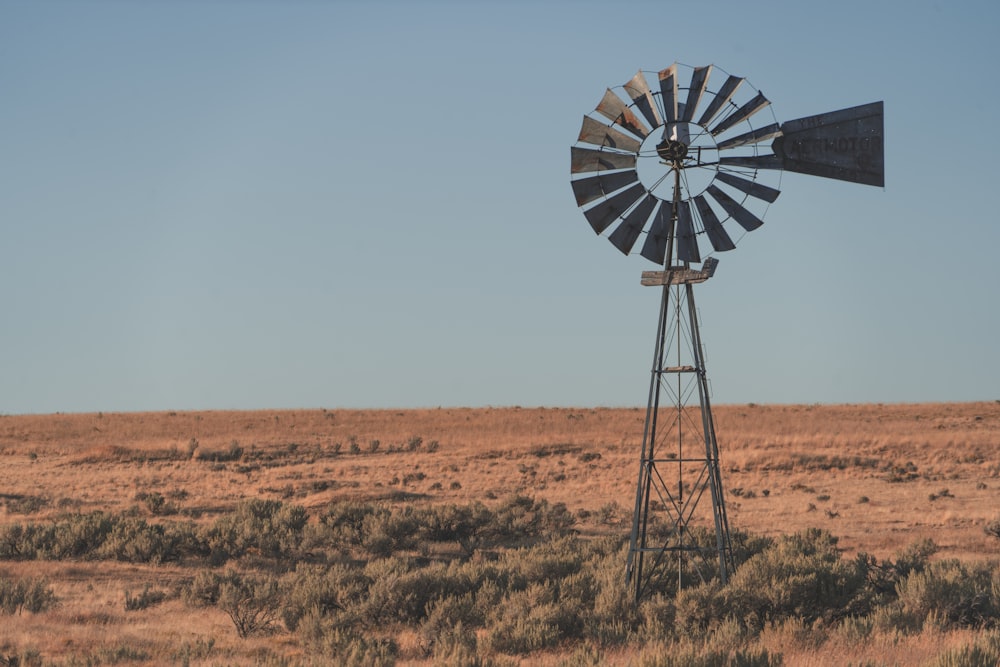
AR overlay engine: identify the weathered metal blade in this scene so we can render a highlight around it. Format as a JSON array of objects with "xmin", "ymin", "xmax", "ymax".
[
  {"xmin": 696, "ymin": 75, "xmax": 742, "ymax": 127},
  {"xmin": 583, "ymin": 182, "xmax": 646, "ymax": 234},
  {"xmin": 595, "ymin": 88, "xmax": 650, "ymax": 139},
  {"xmin": 716, "ymin": 122, "xmax": 782, "ymax": 150},
  {"xmin": 675, "ymin": 199, "xmax": 700, "ymax": 263},
  {"xmin": 640, "ymin": 202, "xmax": 671, "ymax": 265},
  {"xmin": 624, "ymin": 71, "xmax": 663, "ymax": 130},
  {"xmin": 711, "ymin": 91, "xmax": 771, "ymax": 136},
  {"xmin": 577, "ymin": 116, "xmax": 642, "ymax": 153},
  {"xmin": 693, "ymin": 195, "xmax": 735, "ymax": 252},
  {"xmin": 571, "ymin": 146, "xmax": 637, "ymax": 174},
  {"xmin": 571, "ymin": 176, "xmax": 604, "ymax": 208},
  {"xmin": 714, "ymin": 171, "xmax": 781, "ymax": 203},
  {"xmin": 570, "ymin": 170, "xmax": 641, "ymax": 207},
  {"xmin": 718, "ymin": 154, "xmax": 783, "ymax": 170},
  {"xmin": 658, "ymin": 64, "xmax": 679, "ymax": 124},
  {"xmin": 681, "ymin": 65, "xmax": 712, "ymax": 122},
  {"xmin": 706, "ymin": 184, "xmax": 764, "ymax": 232},
  {"xmin": 608, "ymin": 193, "xmax": 657, "ymax": 255},
  {"xmin": 772, "ymin": 101, "xmax": 884, "ymax": 186}
]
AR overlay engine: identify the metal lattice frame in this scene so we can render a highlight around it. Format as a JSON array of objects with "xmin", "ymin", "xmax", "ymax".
[{"xmin": 627, "ymin": 256, "xmax": 734, "ymax": 599}]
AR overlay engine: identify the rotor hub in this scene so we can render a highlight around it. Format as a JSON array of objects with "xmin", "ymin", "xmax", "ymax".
[{"xmin": 656, "ymin": 138, "xmax": 689, "ymax": 163}]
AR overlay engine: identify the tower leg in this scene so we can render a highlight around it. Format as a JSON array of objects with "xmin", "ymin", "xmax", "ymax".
[{"xmin": 625, "ymin": 279, "xmax": 733, "ymax": 602}]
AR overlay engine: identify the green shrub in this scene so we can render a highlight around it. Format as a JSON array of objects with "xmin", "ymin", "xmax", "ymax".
[
  {"xmin": 689, "ymin": 529, "xmax": 869, "ymax": 634},
  {"xmin": 895, "ymin": 559, "xmax": 998, "ymax": 631},
  {"xmin": 0, "ymin": 648, "xmax": 42, "ymax": 667},
  {"xmin": 985, "ymin": 519, "xmax": 1000, "ymax": 542},
  {"xmin": 416, "ymin": 502, "xmax": 498, "ymax": 556},
  {"xmin": 97, "ymin": 516, "xmax": 196, "ymax": 563},
  {"xmin": 482, "ymin": 581, "xmax": 583, "ymax": 654},
  {"xmin": 493, "ymin": 495, "xmax": 576, "ymax": 541},
  {"xmin": 135, "ymin": 490, "xmax": 181, "ymax": 516},
  {"xmin": 0, "ymin": 575, "xmax": 57, "ymax": 614},
  {"xmin": 124, "ymin": 584, "xmax": 167, "ymax": 611},
  {"xmin": 638, "ymin": 592, "xmax": 677, "ymax": 641},
  {"xmin": 417, "ymin": 502, "xmax": 481, "ymax": 540},
  {"xmin": 360, "ymin": 506, "xmax": 420, "ymax": 557},
  {"xmin": 835, "ymin": 614, "xmax": 874, "ymax": 643},
  {"xmin": 183, "ymin": 569, "xmax": 243, "ymax": 607},
  {"xmin": 420, "ymin": 593, "xmax": 483, "ymax": 654},
  {"xmin": 311, "ymin": 496, "xmax": 577, "ymax": 561},
  {"xmin": 0, "ymin": 512, "xmax": 204, "ymax": 563},
  {"xmin": 297, "ymin": 612, "xmax": 397, "ymax": 665},
  {"xmin": 217, "ymin": 570, "xmax": 282, "ymax": 639},
  {"xmin": 425, "ymin": 620, "xmax": 478, "ymax": 663},
  {"xmin": 203, "ymin": 499, "xmax": 307, "ymax": 564},
  {"xmin": 202, "ymin": 440, "xmax": 244, "ymax": 462},
  {"xmin": 361, "ymin": 557, "xmax": 477, "ymax": 624},
  {"xmin": 4, "ymin": 495, "xmax": 48, "ymax": 515},
  {"xmin": 316, "ymin": 501, "xmax": 380, "ymax": 548},
  {"xmin": 894, "ymin": 538, "xmax": 938, "ymax": 577},
  {"xmin": 510, "ymin": 536, "xmax": 585, "ymax": 583},
  {"xmin": 281, "ymin": 563, "xmax": 371, "ymax": 631},
  {"xmin": 586, "ymin": 540, "xmax": 637, "ymax": 645},
  {"xmin": 730, "ymin": 530, "xmax": 776, "ymax": 568},
  {"xmin": 48, "ymin": 511, "xmax": 115, "ymax": 559},
  {"xmin": 184, "ymin": 570, "xmax": 288, "ymax": 640},
  {"xmin": 0, "ymin": 522, "xmax": 49, "ymax": 559}
]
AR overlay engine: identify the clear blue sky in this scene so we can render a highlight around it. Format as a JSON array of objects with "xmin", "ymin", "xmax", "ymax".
[{"xmin": 2, "ymin": 0, "xmax": 998, "ymax": 414}]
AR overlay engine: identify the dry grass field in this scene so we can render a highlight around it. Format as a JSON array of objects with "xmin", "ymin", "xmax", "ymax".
[{"xmin": 1, "ymin": 401, "xmax": 999, "ymax": 665}]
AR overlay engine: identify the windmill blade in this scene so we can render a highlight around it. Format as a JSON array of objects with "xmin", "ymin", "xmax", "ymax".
[
  {"xmin": 578, "ymin": 116, "xmax": 642, "ymax": 153},
  {"xmin": 706, "ymin": 184, "xmax": 764, "ymax": 232},
  {"xmin": 571, "ymin": 146, "xmax": 637, "ymax": 174},
  {"xmin": 639, "ymin": 202, "xmax": 671, "ymax": 265},
  {"xmin": 608, "ymin": 193, "xmax": 657, "ymax": 255},
  {"xmin": 571, "ymin": 170, "xmax": 641, "ymax": 207},
  {"xmin": 595, "ymin": 88, "xmax": 650, "ymax": 139},
  {"xmin": 675, "ymin": 200, "xmax": 701, "ymax": 263},
  {"xmin": 681, "ymin": 65, "xmax": 712, "ymax": 122},
  {"xmin": 658, "ymin": 64, "xmax": 679, "ymax": 124},
  {"xmin": 693, "ymin": 196, "xmax": 735, "ymax": 252},
  {"xmin": 571, "ymin": 176, "xmax": 605, "ymax": 208},
  {"xmin": 583, "ymin": 182, "xmax": 646, "ymax": 234},
  {"xmin": 718, "ymin": 154, "xmax": 783, "ymax": 170},
  {"xmin": 772, "ymin": 101, "xmax": 884, "ymax": 186},
  {"xmin": 624, "ymin": 71, "xmax": 663, "ymax": 130},
  {"xmin": 711, "ymin": 91, "xmax": 771, "ymax": 136},
  {"xmin": 714, "ymin": 171, "xmax": 781, "ymax": 203},
  {"xmin": 696, "ymin": 75, "xmax": 743, "ymax": 127},
  {"xmin": 716, "ymin": 122, "xmax": 782, "ymax": 150}
]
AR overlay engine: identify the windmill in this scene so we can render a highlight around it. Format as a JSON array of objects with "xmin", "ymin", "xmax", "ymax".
[{"xmin": 569, "ymin": 63, "xmax": 883, "ymax": 602}]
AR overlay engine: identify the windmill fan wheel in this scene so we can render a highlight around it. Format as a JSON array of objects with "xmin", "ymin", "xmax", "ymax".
[{"xmin": 570, "ymin": 63, "xmax": 783, "ymax": 266}]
